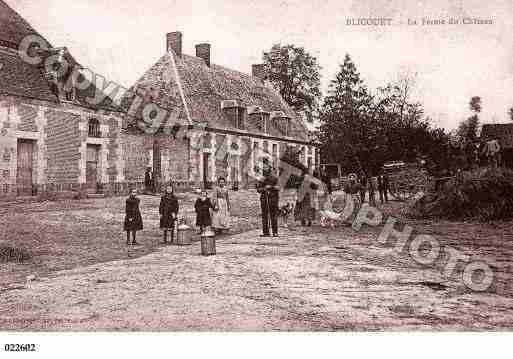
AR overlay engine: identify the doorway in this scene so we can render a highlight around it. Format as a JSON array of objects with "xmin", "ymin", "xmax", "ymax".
[
  {"xmin": 203, "ymin": 152, "xmax": 211, "ymax": 189},
  {"xmin": 153, "ymin": 141, "xmax": 161, "ymax": 190},
  {"xmin": 86, "ymin": 144, "xmax": 100, "ymax": 193},
  {"xmin": 17, "ymin": 139, "xmax": 35, "ymax": 196}
]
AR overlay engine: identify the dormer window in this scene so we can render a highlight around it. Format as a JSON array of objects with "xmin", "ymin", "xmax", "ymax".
[
  {"xmin": 88, "ymin": 118, "xmax": 101, "ymax": 137},
  {"xmin": 270, "ymin": 111, "xmax": 290, "ymax": 136},
  {"xmin": 221, "ymin": 99, "xmax": 245, "ymax": 130},
  {"xmin": 248, "ymin": 106, "xmax": 270, "ymax": 134}
]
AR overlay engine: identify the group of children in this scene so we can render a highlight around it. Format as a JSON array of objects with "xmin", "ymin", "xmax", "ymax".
[
  {"xmin": 123, "ymin": 180, "xmax": 229, "ymax": 245},
  {"xmin": 123, "ymin": 172, "xmax": 389, "ymax": 244}
]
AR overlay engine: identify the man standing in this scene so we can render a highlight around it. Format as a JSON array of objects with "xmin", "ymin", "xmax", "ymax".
[
  {"xmin": 257, "ymin": 172, "xmax": 280, "ymax": 237},
  {"xmin": 377, "ymin": 171, "xmax": 389, "ymax": 204},
  {"xmin": 144, "ymin": 167, "xmax": 153, "ymax": 194},
  {"xmin": 359, "ymin": 171, "xmax": 367, "ymax": 203},
  {"xmin": 321, "ymin": 167, "xmax": 332, "ymax": 195}
]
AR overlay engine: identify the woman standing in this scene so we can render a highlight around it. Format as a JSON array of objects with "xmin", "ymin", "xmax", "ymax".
[
  {"xmin": 195, "ymin": 189, "xmax": 214, "ymax": 234},
  {"xmin": 211, "ymin": 177, "xmax": 231, "ymax": 233},
  {"xmin": 159, "ymin": 184, "xmax": 179, "ymax": 244},
  {"xmin": 343, "ymin": 173, "xmax": 362, "ymax": 225},
  {"xmin": 124, "ymin": 188, "xmax": 143, "ymax": 245},
  {"xmin": 295, "ymin": 170, "xmax": 317, "ymax": 227}
]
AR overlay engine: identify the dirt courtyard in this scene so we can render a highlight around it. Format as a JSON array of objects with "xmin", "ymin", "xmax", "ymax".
[{"xmin": 1, "ymin": 190, "xmax": 513, "ymax": 331}]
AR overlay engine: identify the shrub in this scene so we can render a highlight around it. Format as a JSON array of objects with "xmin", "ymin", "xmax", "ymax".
[{"xmin": 406, "ymin": 167, "xmax": 513, "ymax": 221}]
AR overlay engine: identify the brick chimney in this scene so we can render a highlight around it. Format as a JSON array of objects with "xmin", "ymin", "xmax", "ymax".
[
  {"xmin": 195, "ymin": 43, "xmax": 211, "ymax": 67},
  {"xmin": 252, "ymin": 64, "xmax": 267, "ymax": 82},
  {"xmin": 166, "ymin": 32, "xmax": 182, "ymax": 57}
]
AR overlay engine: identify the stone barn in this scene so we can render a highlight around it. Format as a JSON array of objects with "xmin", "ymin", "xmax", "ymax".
[{"xmin": 0, "ymin": 0, "xmax": 125, "ymax": 200}]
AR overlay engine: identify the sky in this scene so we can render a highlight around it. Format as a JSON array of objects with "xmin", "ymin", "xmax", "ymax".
[{"xmin": 6, "ymin": 0, "xmax": 513, "ymax": 130}]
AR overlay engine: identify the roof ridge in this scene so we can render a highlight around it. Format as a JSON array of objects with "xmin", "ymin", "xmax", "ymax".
[
  {"xmin": 169, "ymin": 51, "xmax": 192, "ymax": 124},
  {"xmin": 0, "ymin": 0, "xmax": 52, "ymax": 48}
]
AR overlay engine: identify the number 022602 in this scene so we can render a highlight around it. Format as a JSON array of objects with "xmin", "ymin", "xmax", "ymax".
[{"xmin": 4, "ymin": 344, "xmax": 36, "ymax": 352}]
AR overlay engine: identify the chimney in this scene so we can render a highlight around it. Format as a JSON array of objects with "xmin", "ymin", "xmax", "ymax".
[
  {"xmin": 166, "ymin": 32, "xmax": 182, "ymax": 57},
  {"xmin": 195, "ymin": 43, "xmax": 211, "ymax": 67},
  {"xmin": 252, "ymin": 64, "xmax": 267, "ymax": 82}
]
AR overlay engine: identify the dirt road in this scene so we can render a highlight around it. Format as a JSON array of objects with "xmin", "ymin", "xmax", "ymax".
[{"xmin": 2, "ymin": 222, "xmax": 513, "ymax": 331}]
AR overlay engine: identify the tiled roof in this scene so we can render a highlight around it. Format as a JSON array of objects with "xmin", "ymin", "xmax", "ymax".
[
  {"xmin": 0, "ymin": 49, "xmax": 58, "ymax": 102},
  {"xmin": 0, "ymin": 0, "xmax": 49, "ymax": 49},
  {"xmin": 124, "ymin": 50, "xmax": 310, "ymax": 141},
  {"xmin": 481, "ymin": 123, "xmax": 513, "ymax": 149},
  {"xmin": 0, "ymin": 1, "xmax": 120, "ymax": 112}
]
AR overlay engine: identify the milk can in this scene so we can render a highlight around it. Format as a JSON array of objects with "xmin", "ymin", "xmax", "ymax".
[
  {"xmin": 175, "ymin": 218, "xmax": 192, "ymax": 245},
  {"xmin": 200, "ymin": 226, "xmax": 216, "ymax": 256}
]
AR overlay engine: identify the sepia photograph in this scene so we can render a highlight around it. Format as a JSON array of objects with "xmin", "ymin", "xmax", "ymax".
[{"xmin": 0, "ymin": 0, "xmax": 512, "ymax": 356}]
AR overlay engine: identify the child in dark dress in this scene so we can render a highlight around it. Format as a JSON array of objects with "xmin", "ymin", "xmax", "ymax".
[
  {"xmin": 159, "ymin": 184, "xmax": 179, "ymax": 244},
  {"xmin": 124, "ymin": 189, "xmax": 143, "ymax": 245},
  {"xmin": 194, "ymin": 190, "xmax": 214, "ymax": 234}
]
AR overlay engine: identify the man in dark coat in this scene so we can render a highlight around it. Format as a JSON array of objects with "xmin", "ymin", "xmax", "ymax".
[
  {"xmin": 124, "ymin": 189, "xmax": 143, "ymax": 245},
  {"xmin": 321, "ymin": 167, "xmax": 332, "ymax": 194},
  {"xmin": 159, "ymin": 185, "xmax": 179, "ymax": 244},
  {"xmin": 144, "ymin": 167, "xmax": 154, "ymax": 194},
  {"xmin": 359, "ymin": 172, "xmax": 367, "ymax": 203},
  {"xmin": 256, "ymin": 172, "xmax": 280, "ymax": 237},
  {"xmin": 377, "ymin": 172, "xmax": 389, "ymax": 203}
]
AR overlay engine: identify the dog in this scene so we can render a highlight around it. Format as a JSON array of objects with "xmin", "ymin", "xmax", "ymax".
[
  {"xmin": 277, "ymin": 203, "xmax": 294, "ymax": 228},
  {"xmin": 319, "ymin": 195, "xmax": 342, "ymax": 228}
]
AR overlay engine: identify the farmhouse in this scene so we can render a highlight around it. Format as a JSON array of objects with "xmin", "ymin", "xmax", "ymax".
[
  {"xmin": 121, "ymin": 31, "xmax": 317, "ymax": 190},
  {"xmin": 0, "ymin": 0, "xmax": 126, "ymax": 201}
]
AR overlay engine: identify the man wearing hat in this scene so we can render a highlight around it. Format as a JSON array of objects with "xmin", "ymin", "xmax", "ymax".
[{"xmin": 256, "ymin": 170, "xmax": 280, "ymax": 237}]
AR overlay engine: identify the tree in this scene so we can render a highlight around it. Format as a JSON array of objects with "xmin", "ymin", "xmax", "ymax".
[
  {"xmin": 319, "ymin": 54, "xmax": 376, "ymax": 173},
  {"xmin": 470, "ymin": 96, "xmax": 482, "ymax": 113},
  {"xmin": 456, "ymin": 96, "xmax": 481, "ymax": 148},
  {"xmin": 262, "ymin": 44, "xmax": 322, "ymax": 121},
  {"xmin": 508, "ymin": 107, "xmax": 513, "ymax": 121},
  {"xmin": 318, "ymin": 55, "xmax": 452, "ymax": 175}
]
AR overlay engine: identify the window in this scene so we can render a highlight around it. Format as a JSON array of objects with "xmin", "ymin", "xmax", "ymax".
[
  {"xmin": 203, "ymin": 133, "xmax": 212, "ymax": 148},
  {"xmin": 262, "ymin": 113, "xmax": 270, "ymax": 134},
  {"xmin": 282, "ymin": 118, "xmax": 289, "ymax": 136},
  {"xmin": 88, "ymin": 118, "xmax": 101, "ymax": 137},
  {"xmin": 236, "ymin": 108, "xmax": 245, "ymax": 130},
  {"xmin": 272, "ymin": 143, "xmax": 278, "ymax": 166},
  {"xmin": 3, "ymin": 148, "xmax": 10, "ymax": 162}
]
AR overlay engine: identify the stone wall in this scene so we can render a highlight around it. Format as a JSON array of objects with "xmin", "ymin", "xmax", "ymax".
[
  {"xmin": 45, "ymin": 108, "xmax": 81, "ymax": 184},
  {"xmin": 0, "ymin": 93, "xmax": 316, "ymax": 200},
  {"xmin": 122, "ymin": 132, "xmax": 152, "ymax": 183},
  {"xmin": 0, "ymin": 94, "xmax": 125, "ymax": 200}
]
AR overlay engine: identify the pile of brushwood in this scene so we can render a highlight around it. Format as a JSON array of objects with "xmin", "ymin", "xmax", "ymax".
[{"xmin": 406, "ymin": 168, "xmax": 513, "ymax": 221}]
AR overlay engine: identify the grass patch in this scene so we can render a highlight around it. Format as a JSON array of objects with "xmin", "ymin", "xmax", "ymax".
[{"xmin": 0, "ymin": 246, "xmax": 31, "ymax": 263}]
